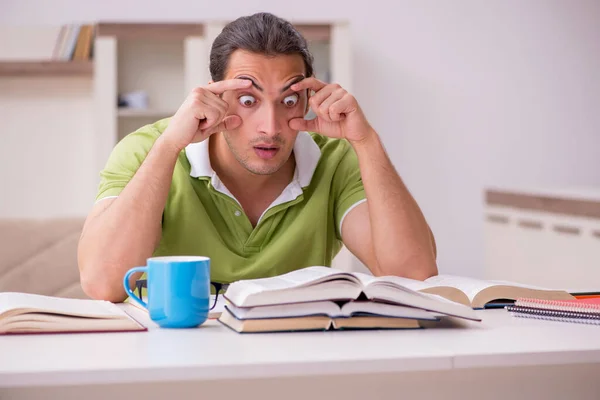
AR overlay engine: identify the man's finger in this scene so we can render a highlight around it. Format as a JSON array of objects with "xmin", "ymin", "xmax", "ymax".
[
  {"xmin": 206, "ymin": 79, "xmax": 252, "ymax": 95},
  {"xmin": 308, "ymin": 85, "xmax": 337, "ymax": 114},
  {"xmin": 289, "ymin": 117, "xmax": 317, "ymax": 132},
  {"xmin": 290, "ymin": 77, "xmax": 327, "ymax": 93},
  {"xmin": 204, "ymin": 115, "xmax": 242, "ymax": 135},
  {"xmin": 314, "ymin": 88, "xmax": 345, "ymax": 122}
]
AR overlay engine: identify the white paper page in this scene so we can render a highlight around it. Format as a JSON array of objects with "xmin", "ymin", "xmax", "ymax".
[
  {"xmin": 227, "ymin": 266, "xmax": 351, "ymax": 295},
  {"xmin": 0, "ymin": 292, "xmax": 127, "ymax": 319},
  {"xmin": 224, "ymin": 267, "xmax": 360, "ymax": 307},
  {"xmin": 226, "ymin": 301, "xmax": 339, "ymax": 319},
  {"xmin": 355, "ymin": 273, "xmax": 436, "ymax": 296},
  {"xmin": 341, "ymin": 301, "xmax": 437, "ymax": 320},
  {"xmin": 353, "ymin": 272, "xmax": 377, "ymax": 286},
  {"xmin": 371, "ymin": 275, "xmax": 437, "ymax": 292}
]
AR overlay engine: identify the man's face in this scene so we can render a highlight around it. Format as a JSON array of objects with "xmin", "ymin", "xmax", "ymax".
[{"xmin": 220, "ymin": 49, "xmax": 308, "ymax": 175}]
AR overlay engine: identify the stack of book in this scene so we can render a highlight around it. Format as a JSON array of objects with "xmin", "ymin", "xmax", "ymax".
[
  {"xmin": 51, "ymin": 23, "xmax": 96, "ymax": 61},
  {"xmin": 217, "ymin": 266, "xmax": 575, "ymax": 333},
  {"xmin": 507, "ymin": 297, "xmax": 600, "ymax": 325}
]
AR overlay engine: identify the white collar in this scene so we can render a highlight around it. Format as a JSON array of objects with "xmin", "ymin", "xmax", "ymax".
[
  {"xmin": 185, "ymin": 131, "xmax": 321, "ymax": 187},
  {"xmin": 184, "ymin": 132, "xmax": 321, "ymax": 217}
]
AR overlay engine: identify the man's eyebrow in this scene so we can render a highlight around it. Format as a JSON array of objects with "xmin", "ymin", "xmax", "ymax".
[
  {"xmin": 236, "ymin": 76, "xmax": 263, "ymax": 91},
  {"xmin": 234, "ymin": 75, "xmax": 305, "ymax": 93},
  {"xmin": 281, "ymin": 76, "xmax": 305, "ymax": 93}
]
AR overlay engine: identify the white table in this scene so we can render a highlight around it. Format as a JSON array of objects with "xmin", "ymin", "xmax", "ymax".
[{"xmin": 1, "ymin": 306, "xmax": 599, "ymax": 400}]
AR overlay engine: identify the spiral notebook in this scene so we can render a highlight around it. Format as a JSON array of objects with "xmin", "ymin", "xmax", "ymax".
[{"xmin": 506, "ymin": 297, "xmax": 600, "ymax": 325}]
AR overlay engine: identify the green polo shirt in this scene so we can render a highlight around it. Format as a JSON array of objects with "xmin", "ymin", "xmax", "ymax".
[{"xmin": 96, "ymin": 117, "xmax": 366, "ymax": 284}]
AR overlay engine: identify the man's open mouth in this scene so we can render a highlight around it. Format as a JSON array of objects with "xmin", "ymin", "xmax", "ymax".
[{"xmin": 254, "ymin": 146, "xmax": 280, "ymax": 159}]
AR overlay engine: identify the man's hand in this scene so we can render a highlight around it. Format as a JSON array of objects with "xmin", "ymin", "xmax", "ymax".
[
  {"xmin": 163, "ymin": 79, "xmax": 252, "ymax": 151},
  {"xmin": 288, "ymin": 78, "xmax": 373, "ymax": 143}
]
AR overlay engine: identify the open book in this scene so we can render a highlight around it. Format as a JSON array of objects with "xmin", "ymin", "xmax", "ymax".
[
  {"xmin": 224, "ymin": 266, "xmax": 574, "ymax": 312},
  {"xmin": 383, "ymin": 274, "xmax": 575, "ymax": 309},
  {"xmin": 221, "ymin": 267, "xmax": 482, "ymax": 328},
  {"xmin": 220, "ymin": 310, "xmax": 425, "ymax": 333},
  {"xmin": 221, "ymin": 300, "xmax": 439, "ymax": 333},
  {"xmin": 0, "ymin": 292, "xmax": 146, "ymax": 334}
]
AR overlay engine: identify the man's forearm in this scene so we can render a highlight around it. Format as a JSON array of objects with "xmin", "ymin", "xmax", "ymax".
[
  {"xmin": 78, "ymin": 136, "xmax": 182, "ymax": 301},
  {"xmin": 351, "ymin": 130, "xmax": 437, "ymax": 279}
]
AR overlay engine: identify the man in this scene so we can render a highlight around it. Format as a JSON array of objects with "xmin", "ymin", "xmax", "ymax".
[{"xmin": 78, "ymin": 12, "xmax": 438, "ymax": 302}]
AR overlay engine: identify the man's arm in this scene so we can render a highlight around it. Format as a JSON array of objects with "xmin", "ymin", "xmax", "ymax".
[
  {"xmin": 78, "ymin": 79, "xmax": 251, "ymax": 302},
  {"xmin": 288, "ymin": 78, "xmax": 437, "ymax": 280},
  {"xmin": 340, "ymin": 132, "xmax": 438, "ymax": 279},
  {"xmin": 78, "ymin": 136, "xmax": 181, "ymax": 302}
]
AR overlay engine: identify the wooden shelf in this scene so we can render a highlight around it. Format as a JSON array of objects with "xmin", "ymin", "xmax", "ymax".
[
  {"xmin": 117, "ymin": 108, "xmax": 175, "ymax": 118},
  {"xmin": 0, "ymin": 61, "xmax": 93, "ymax": 77},
  {"xmin": 295, "ymin": 24, "xmax": 332, "ymax": 41},
  {"xmin": 97, "ymin": 23, "xmax": 204, "ymax": 39},
  {"xmin": 96, "ymin": 22, "xmax": 332, "ymax": 41}
]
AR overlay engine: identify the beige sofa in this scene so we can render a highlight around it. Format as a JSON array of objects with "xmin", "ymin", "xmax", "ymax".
[{"xmin": 0, "ymin": 217, "xmax": 88, "ymax": 299}]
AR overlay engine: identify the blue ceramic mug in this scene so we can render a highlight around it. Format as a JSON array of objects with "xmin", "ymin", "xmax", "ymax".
[{"xmin": 123, "ymin": 256, "xmax": 210, "ymax": 328}]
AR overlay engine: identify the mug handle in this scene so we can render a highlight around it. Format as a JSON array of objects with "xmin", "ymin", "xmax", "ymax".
[{"xmin": 123, "ymin": 266, "xmax": 148, "ymax": 309}]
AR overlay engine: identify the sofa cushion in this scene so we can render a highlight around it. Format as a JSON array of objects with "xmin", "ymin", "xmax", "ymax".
[{"xmin": 0, "ymin": 217, "xmax": 88, "ymax": 299}]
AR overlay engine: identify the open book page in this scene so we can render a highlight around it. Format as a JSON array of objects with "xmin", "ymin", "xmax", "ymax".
[
  {"xmin": 0, "ymin": 292, "xmax": 128, "ymax": 319},
  {"xmin": 360, "ymin": 273, "xmax": 435, "ymax": 291},
  {"xmin": 426, "ymin": 275, "xmax": 561, "ymax": 302},
  {"xmin": 341, "ymin": 301, "xmax": 438, "ymax": 320},
  {"xmin": 225, "ymin": 301, "xmax": 340, "ymax": 320},
  {"xmin": 424, "ymin": 275, "xmax": 502, "ymax": 303},
  {"xmin": 355, "ymin": 273, "xmax": 472, "ymax": 307},
  {"xmin": 1, "ymin": 312, "xmax": 142, "ymax": 334},
  {"xmin": 225, "ymin": 300, "xmax": 439, "ymax": 321},
  {"xmin": 241, "ymin": 266, "xmax": 355, "ymax": 290},
  {"xmin": 225, "ymin": 267, "xmax": 361, "ymax": 307}
]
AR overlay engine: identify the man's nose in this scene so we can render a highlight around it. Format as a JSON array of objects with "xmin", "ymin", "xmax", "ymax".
[{"xmin": 258, "ymin": 104, "xmax": 282, "ymax": 136}]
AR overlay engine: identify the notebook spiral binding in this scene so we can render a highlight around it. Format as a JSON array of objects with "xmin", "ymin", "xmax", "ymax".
[{"xmin": 507, "ymin": 305, "xmax": 600, "ymax": 326}]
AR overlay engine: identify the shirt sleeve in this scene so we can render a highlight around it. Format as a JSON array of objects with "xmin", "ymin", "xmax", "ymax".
[
  {"xmin": 95, "ymin": 125, "xmax": 161, "ymax": 202},
  {"xmin": 332, "ymin": 144, "xmax": 367, "ymax": 240}
]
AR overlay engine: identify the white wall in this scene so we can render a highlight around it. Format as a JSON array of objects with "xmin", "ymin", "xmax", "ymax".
[
  {"xmin": 0, "ymin": 77, "xmax": 96, "ymax": 217},
  {"xmin": 1, "ymin": 0, "xmax": 599, "ymax": 277}
]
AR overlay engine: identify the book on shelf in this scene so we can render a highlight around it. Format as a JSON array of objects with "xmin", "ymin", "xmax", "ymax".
[
  {"xmin": 506, "ymin": 297, "xmax": 600, "ymax": 325},
  {"xmin": 218, "ymin": 266, "xmax": 485, "ymax": 333},
  {"xmin": 0, "ymin": 292, "xmax": 146, "ymax": 335},
  {"xmin": 52, "ymin": 23, "xmax": 95, "ymax": 61}
]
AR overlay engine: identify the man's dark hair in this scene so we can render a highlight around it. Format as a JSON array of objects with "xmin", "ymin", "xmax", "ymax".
[{"xmin": 209, "ymin": 12, "xmax": 314, "ymax": 82}]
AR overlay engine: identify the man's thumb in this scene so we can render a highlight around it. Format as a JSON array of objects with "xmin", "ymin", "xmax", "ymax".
[{"xmin": 289, "ymin": 117, "xmax": 314, "ymax": 132}]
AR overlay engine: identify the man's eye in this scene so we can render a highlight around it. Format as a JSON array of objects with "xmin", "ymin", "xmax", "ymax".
[
  {"xmin": 239, "ymin": 95, "xmax": 256, "ymax": 107},
  {"xmin": 283, "ymin": 94, "xmax": 299, "ymax": 107}
]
